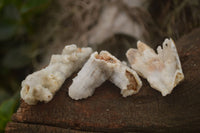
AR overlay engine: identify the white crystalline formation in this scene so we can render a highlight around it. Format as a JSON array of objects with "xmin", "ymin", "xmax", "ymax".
[
  {"xmin": 21, "ymin": 38, "xmax": 184, "ymax": 104},
  {"xmin": 126, "ymin": 38, "xmax": 184, "ymax": 96},
  {"xmin": 21, "ymin": 45, "xmax": 92, "ymax": 105},
  {"xmin": 69, "ymin": 51, "xmax": 142, "ymax": 100}
]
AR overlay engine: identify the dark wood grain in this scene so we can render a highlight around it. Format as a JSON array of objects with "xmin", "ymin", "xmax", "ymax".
[
  {"xmin": 6, "ymin": 122, "xmax": 96, "ymax": 133},
  {"xmin": 6, "ymin": 28, "xmax": 200, "ymax": 133}
]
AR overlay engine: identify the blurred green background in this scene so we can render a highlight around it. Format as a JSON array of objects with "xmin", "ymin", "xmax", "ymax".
[
  {"xmin": 0, "ymin": 0, "xmax": 51, "ymax": 132},
  {"xmin": 0, "ymin": 0, "xmax": 200, "ymax": 132}
]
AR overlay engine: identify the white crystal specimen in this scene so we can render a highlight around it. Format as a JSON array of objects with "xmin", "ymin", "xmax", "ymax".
[
  {"xmin": 69, "ymin": 51, "xmax": 142, "ymax": 100},
  {"xmin": 21, "ymin": 45, "xmax": 92, "ymax": 105},
  {"xmin": 110, "ymin": 64, "xmax": 142, "ymax": 97},
  {"xmin": 126, "ymin": 38, "xmax": 184, "ymax": 96}
]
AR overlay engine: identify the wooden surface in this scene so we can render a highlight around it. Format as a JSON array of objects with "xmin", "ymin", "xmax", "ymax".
[
  {"xmin": 6, "ymin": 122, "xmax": 96, "ymax": 133},
  {"xmin": 6, "ymin": 28, "xmax": 200, "ymax": 132}
]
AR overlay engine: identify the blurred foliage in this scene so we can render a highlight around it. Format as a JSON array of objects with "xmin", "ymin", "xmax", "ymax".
[
  {"xmin": 0, "ymin": 0, "xmax": 51, "ymax": 132},
  {"xmin": 0, "ymin": 92, "xmax": 19, "ymax": 133}
]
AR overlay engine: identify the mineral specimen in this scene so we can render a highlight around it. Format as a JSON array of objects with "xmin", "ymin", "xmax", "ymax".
[
  {"xmin": 126, "ymin": 38, "xmax": 184, "ymax": 96},
  {"xmin": 69, "ymin": 51, "xmax": 142, "ymax": 100},
  {"xmin": 21, "ymin": 45, "xmax": 92, "ymax": 105}
]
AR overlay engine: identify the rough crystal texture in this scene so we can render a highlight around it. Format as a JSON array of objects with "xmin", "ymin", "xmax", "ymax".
[
  {"xmin": 69, "ymin": 51, "xmax": 142, "ymax": 100},
  {"xmin": 21, "ymin": 45, "xmax": 92, "ymax": 105},
  {"xmin": 126, "ymin": 38, "xmax": 184, "ymax": 96}
]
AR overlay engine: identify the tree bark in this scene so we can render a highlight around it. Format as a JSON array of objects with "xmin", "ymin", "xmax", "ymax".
[{"xmin": 6, "ymin": 28, "xmax": 200, "ymax": 132}]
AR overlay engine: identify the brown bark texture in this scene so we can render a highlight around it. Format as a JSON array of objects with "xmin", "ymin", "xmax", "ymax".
[{"xmin": 5, "ymin": 28, "xmax": 200, "ymax": 132}]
